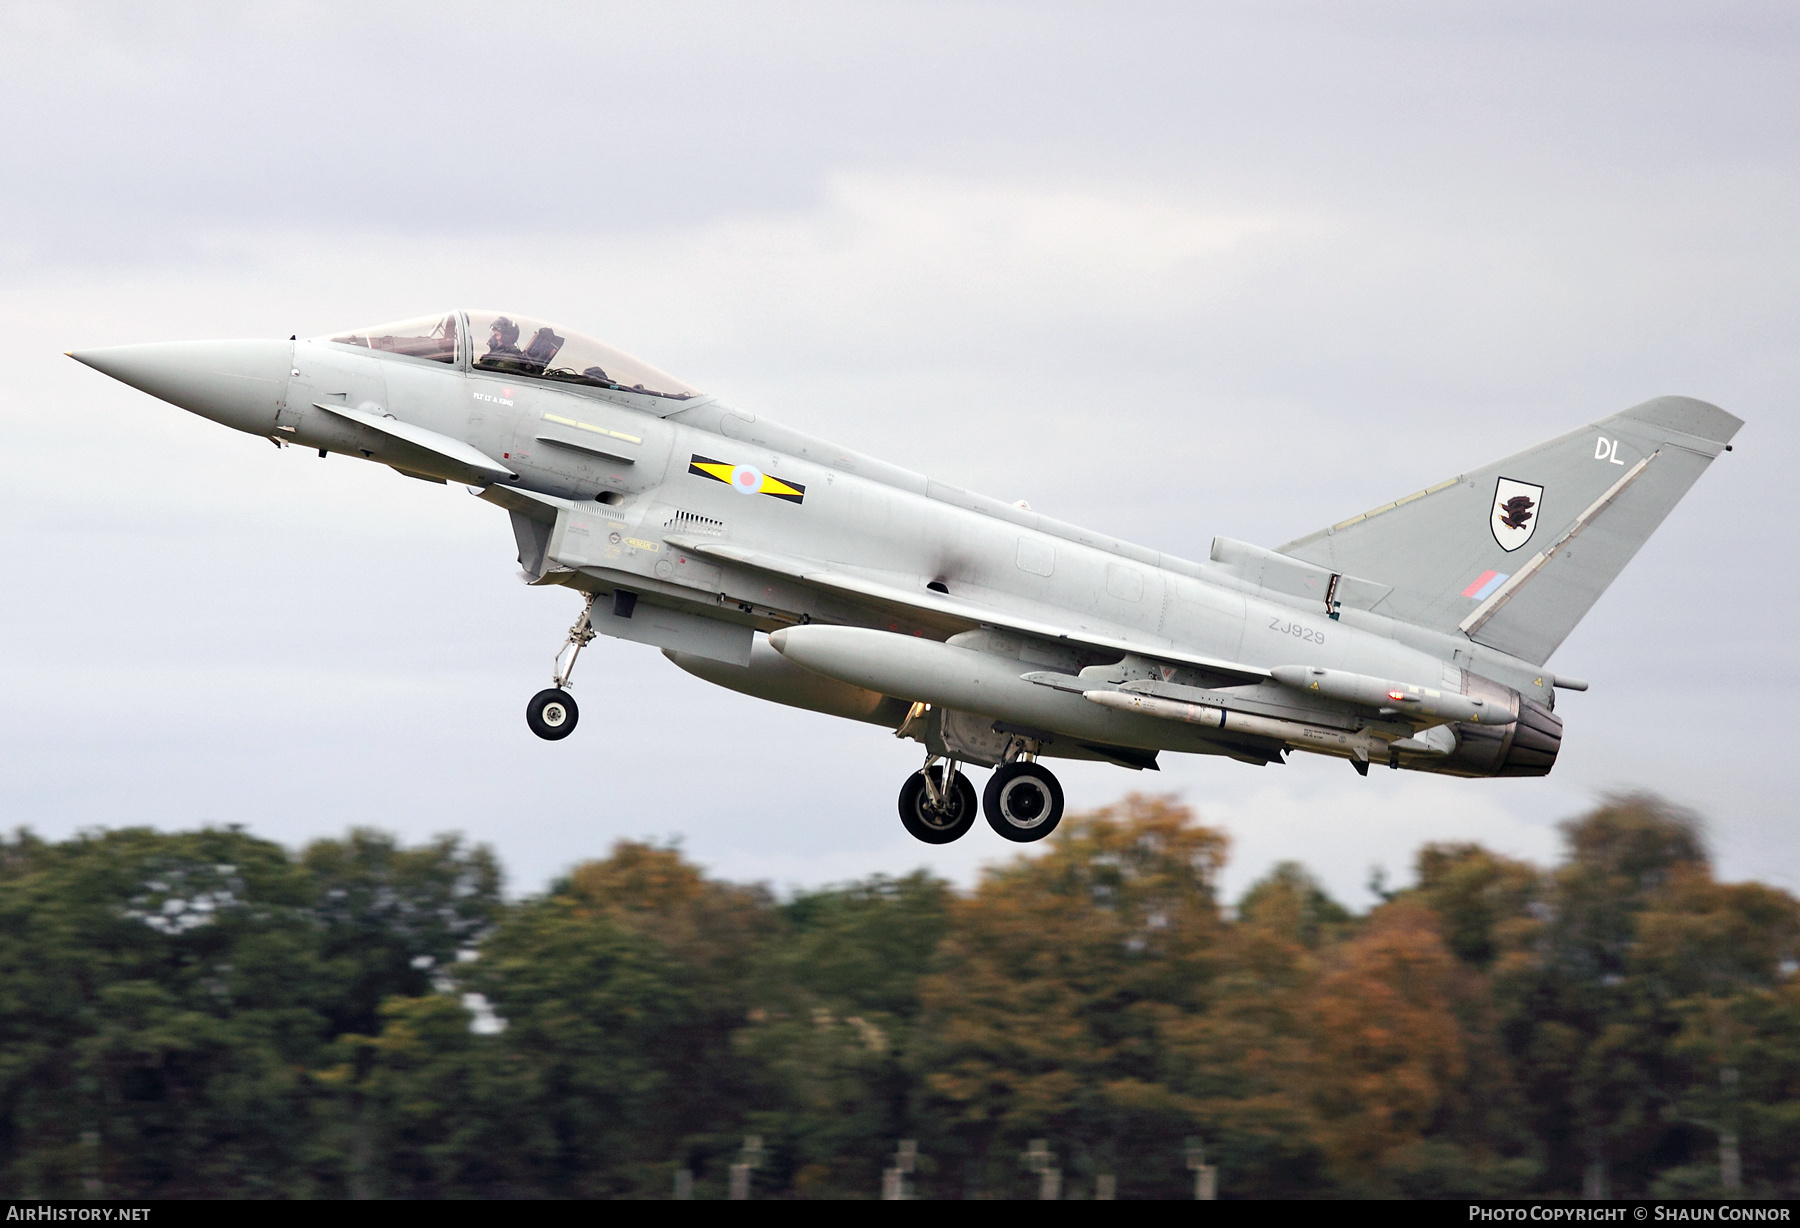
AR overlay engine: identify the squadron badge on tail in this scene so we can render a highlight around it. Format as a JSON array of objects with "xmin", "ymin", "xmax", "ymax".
[{"xmin": 1489, "ymin": 477, "xmax": 1544, "ymax": 552}]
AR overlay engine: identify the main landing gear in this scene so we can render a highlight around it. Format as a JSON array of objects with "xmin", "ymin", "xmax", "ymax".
[
  {"xmin": 896, "ymin": 739, "xmax": 1065, "ymax": 844},
  {"xmin": 983, "ymin": 761, "xmax": 1065, "ymax": 843},
  {"xmin": 527, "ymin": 593, "xmax": 598, "ymax": 741},
  {"xmin": 897, "ymin": 758, "xmax": 978, "ymax": 844}
]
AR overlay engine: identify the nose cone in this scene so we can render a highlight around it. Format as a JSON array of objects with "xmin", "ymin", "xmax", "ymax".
[{"xmin": 69, "ymin": 339, "xmax": 293, "ymax": 436}]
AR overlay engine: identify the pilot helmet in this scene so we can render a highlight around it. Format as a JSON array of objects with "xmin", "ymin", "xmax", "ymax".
[{"xmin": 490, "ymin": 316, "xmax": 520, "ymax": 346}]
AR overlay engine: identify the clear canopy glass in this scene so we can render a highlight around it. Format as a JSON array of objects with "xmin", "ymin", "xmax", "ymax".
[
  {"xmin": 329, "ymin": 314, "xmax": 459, "ymax": 364},
  {"xmin": 465, "ymin": 310, "xmax": 699, "ymax": 400}
]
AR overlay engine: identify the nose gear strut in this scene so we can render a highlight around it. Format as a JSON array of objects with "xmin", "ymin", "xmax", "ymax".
[
  {"xmin": 527, "ymin": 592, "xmax": 599, "ymax": 741},
  {"xmin": 553, "ymin": 592, "xmax": 599, "ymax": 691}
]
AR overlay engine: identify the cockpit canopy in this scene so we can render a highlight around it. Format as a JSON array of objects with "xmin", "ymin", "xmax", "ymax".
[
  {"xmin": 326, "ymin": 310, "xmax": 701, "ymax": 401},
  {"xmin": 330, "ymin": 313, "xmax": 459, "ymax": 363}
]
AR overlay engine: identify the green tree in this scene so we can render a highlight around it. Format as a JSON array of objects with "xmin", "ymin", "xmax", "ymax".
[
  {"xmin": 734, "ymin": 872, "xmax": 954, "ymax": 1198},
  {"xmin": 1412, "ymin": 842, "xmax": 1542, "ymax": 970},
  {"xmin": 301, "ymin": 830, "xmax": 503, "ymax": 1039},
  {"xmin": 777, "ymin": 872, "xmax": 953, "ymax": 1020},
  {"xmin": 314, "ymin": 993, "xmax": 547, "ymax": 1198},
  {"xmin": 1305, "ymin": 896, "xmax": 1535, "ymax": 1196},
  {"xmin": 1237, "ymin": 861, "xmax": 1352, "ymax": 951},
  {"xmin": 1485, "ymin": 794, "xmax": 1800, "ymax": 1197},
  {"xmin": 0, "ymin": 826, "xmax": 327, "ymax": 1197},
  {"xmin": 914, "ymin": 794, "xmax": 1247, "ymax": 1198},
  {"xmin": 450, "ymin": 841, "xmax": 778, "ymax": 1198},
  {"xmin": 1648, "ymin": 874, "xmax": 1800, "ymax": 1197},
  {"xmin": 4, "ymin": 793, "xmax": 1793, "ymax": 1201}
]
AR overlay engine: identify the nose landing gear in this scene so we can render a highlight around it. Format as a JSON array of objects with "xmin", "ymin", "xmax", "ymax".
[
  {"xmin": 527, "ymin": 688, "xmax": 578, "ymax": 740},
  {"xmin": 527, "ymin": 593, "xmax": 598, "ymax": 741}
]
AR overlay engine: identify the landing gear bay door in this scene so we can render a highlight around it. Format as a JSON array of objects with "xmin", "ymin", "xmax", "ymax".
[{"xmin": 478, "ymin": 485, "xmax": 751, "ymax": 667}]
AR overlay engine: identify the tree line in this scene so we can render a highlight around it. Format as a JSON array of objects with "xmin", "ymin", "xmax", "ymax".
[{"xmin": 0, "ymin": 793, "xmax": 1795, "ymax": 1199}]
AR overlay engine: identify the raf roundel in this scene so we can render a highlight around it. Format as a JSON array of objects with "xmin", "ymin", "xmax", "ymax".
[{"xmin": 687, "ymin": 454, "xmax": 807, "ymax": 504}]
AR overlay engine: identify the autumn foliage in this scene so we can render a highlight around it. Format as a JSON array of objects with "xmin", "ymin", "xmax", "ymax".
[{"xmin": 0, "ymin": 794, "xmax": 1795, "ymax": 1198}]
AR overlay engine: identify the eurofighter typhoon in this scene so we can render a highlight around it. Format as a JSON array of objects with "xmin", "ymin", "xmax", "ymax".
[{"xmin": 69, "ymin": 312, "xmax": 1741, "ymax": 844}]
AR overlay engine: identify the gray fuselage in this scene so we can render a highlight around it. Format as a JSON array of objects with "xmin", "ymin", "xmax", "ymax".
[
  {"xmin": 272, "ymin": 332, "xmax": 1557, "ymax": 774},
  {"xmin": 86, "ymin": 311, "xmax": 1701, "ymax": 782}
]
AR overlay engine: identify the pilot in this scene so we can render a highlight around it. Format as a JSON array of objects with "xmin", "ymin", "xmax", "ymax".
[{"xmin": 486, "ymin": 316, "xmax": 524, "ymax": 359}]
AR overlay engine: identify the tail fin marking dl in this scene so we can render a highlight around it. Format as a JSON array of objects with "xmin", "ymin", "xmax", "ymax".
[
  {"xmin": 1458, "ymin": 449, "xmax": 1656, "ymax": 639},
  {"xmin": 1278, "ymin": 396, "xmax": 1741, "ymax": 665}
]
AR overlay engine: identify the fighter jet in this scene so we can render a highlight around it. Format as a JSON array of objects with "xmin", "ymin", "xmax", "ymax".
[{"xmin": 68, "ymin": 311, "xmax": 1741, "ymax": 845}]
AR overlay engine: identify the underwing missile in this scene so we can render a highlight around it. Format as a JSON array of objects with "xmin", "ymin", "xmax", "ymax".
[
  {"xmin": 1268, "ymin": 665, "xmax": 1514, "ymax": 725},
  {"xmin": 1083, "ymin": 688, "xmax": 1401, "ymax": 760}
]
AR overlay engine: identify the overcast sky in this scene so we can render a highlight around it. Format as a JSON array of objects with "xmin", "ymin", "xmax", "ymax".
[{"xmin": 2, "ymin": 1, "xmax": 1794, "ymax": 906}]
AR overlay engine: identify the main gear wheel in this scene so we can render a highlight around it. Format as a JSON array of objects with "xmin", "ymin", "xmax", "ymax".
[
  {"xmin": 898, "ymin": 765, "xmax": 978, "ymax": 844},
  {"xmin": 983, "ymin": 761, "xmax": 1064, "ymax": 842}
]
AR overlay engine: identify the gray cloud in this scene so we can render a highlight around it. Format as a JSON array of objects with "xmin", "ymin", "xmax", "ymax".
[{"xmin": 2, "ymin": 1, "xmax": 1794, "ymax": 905}]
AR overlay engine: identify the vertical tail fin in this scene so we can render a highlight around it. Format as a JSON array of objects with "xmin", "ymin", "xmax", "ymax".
[{"xmin": 1279, "ymin": 396, "xmax": 1742, "ymax": 665}]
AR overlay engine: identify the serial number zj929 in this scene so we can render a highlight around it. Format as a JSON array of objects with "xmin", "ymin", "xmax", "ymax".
[{"xmin": 1270, "ymin": 617, "xmax": 1326, "ymax": 644}]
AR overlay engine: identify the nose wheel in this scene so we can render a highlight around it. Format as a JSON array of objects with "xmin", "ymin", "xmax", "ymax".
[
  {"xmin": 898, "ymin": 758, "xmax": 978, "ymax": 844},
  {"xmin": 527, "ymin": 593, "xmax": 598, "ymax": 741},
  {"xmin": 984, "ymin": 761, "xmax": 1064, "ymax": 842},
  {"xmin": 527, "ymin": 688, "xmax": 579, "ymax": 740}
]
